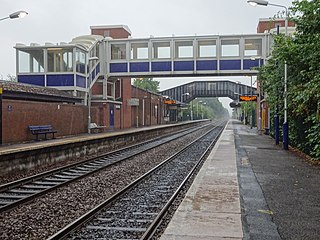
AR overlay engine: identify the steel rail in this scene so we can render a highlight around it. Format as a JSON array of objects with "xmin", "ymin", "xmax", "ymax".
[
  {"xmin": 0, "ymin": 123, "xmax": 210, "ymax": 213},
  {"xmin": 47, "ymin": 120, "xmax": 227, "ymax": 240},
  {"xmin": 141, "ymin": 121, "xmax": 226, "ymax": 239}
]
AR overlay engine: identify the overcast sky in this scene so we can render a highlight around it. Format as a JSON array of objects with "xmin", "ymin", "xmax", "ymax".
[{"xmin": 1, "ymin": 0, "xmax": 293, "ymax": 110}]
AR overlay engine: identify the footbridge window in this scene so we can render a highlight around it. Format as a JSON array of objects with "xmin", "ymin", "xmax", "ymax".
[
  {"xmin": 111, "ymin": 43, "xmax": 127, "ymax": 60},
  {"xmin": 175, "ymin": 41, "xmax": 193, "ymax": 58},
  {"xmin": 75, "ymin": 49, "xmax": 86, "ymax": 74},
  {"xmin": 153, "ymin": 42, "xmax": 170, "ymax": 59},
  {"xmin": 131, "ymin": 42, "xmax": 148, "ymax": 59},
  {"xmin": 198, "ymin": 40, "xmax": 217, "ymax": 58},
  {"xmin": 18, "ymin": 49, "xmax": 44, "ymax": 73},
  {"xmin": 89, "ymin": 44, "xmax": 99, "ymax": 68},
  {"xmin": 48, "ymin": 48, "xmax": 73, "ymax": 72},
  {"xmin": 244, "ymin": 39, "xmax": 262, "ymax": 56},
  {"xmin": 221, "ymin": 39, "xmax": 240, "ymax": 57}
]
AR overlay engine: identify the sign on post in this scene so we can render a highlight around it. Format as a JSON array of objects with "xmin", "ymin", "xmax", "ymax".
[
  {"xmin": 164, "ymin": 99, "xmax": 176, "ymax": 105},
  {"xmin": 239, "ymin": 95, "xmax": 257, "ymax": 102}
]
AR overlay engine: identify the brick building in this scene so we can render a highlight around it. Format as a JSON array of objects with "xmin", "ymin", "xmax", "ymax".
[
  {"xmin": 0, "ymin": 80, "xmax": 85, "ymax": 144},
  {"xmin": 257, "ymin": 18, "xmax": 296, "ymax": 34},
  {"xmin": 14, "ymin": 25, "xmax": 137, "ymax": 133},
  {"xmin": 131, "ymin": 86, "xmax": 167, "ymax": 127},
  {"xmin": 2, "ymin": 25, "xmax": 174, "ymax": 144},
  {"xmin": 89, "ymin": 25, "xmax": 133, "ymax": 130}
]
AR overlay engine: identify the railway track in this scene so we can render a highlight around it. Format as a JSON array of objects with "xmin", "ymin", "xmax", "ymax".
[
  {"xmin": 0, "ymin": 123, "xmax": 212, "ymax": 213},
  {"xmin": 48, "ymin": 120, "xmax": 226, "ymax": 240}
]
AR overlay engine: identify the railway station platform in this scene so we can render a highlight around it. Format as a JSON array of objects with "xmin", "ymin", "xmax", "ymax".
[
  {"xmin": 0, "ymin": 121, "xmax": 205, "ymax": 176},
  {"xmin": 161, "ymin": 119, "xmax": 320, "ymax": 240},
  {"xmin": 161, "ymin": 119, "xmax": 243, "ymax": 240}
]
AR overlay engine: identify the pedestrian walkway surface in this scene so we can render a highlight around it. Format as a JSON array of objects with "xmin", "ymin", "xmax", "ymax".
[
  {"xmin": 161, "ymin": 120, "xmax": 243, "ymax": 240},
  {"xmin": 161, "ymin": 119, "xmax": 320, "ymax": 240},
  {"xmin": 234, "ymin": 120, "xmax": 320, "ymax": 240}
]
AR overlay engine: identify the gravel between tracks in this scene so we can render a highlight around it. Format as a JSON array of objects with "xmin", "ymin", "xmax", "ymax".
[{"xmin": 0, "ymin": 126, "xmax": 211, "ymax": 239}]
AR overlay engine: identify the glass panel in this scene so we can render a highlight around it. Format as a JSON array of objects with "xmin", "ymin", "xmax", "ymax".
[
  {"xmin": 198, "ymin": 40, "xmax": 216, "ymax": 58},
  {"xmin": 244, "ymin": 39, "xmax": 262, "ymax": 56},
  {"xmin": 48, "ymin": 48, "xmax": 74, "ymax": 72},
  {"xmin": 111, "ymin": 43, "xmax": 126, "ymax": 60},
  {"xmin": 221, "ymin": 39, "xmax": 239, "ymax": 57},
  {"xmin": 63, "ymin": 51, "xmax": 73, "ymax": 71},
  {"xmin": 18, "ymin": 49, "xmax": 44, "ymax": 73},
  {"xmin": 175, "ymin": 41, "xmax": 193, "ymax": 58},
  {"xmin": 88, "ymin": 46, "xmax": 98, "ymax": 70},
  {"xmin": 208, "ymin": 82, "xmax": 216, "ymax": 91},
  {"xmin": 18, "ymin": 51, "xmax": 30, "ymax": 73},
  {"xmin": 131, "ymin": 42, "xmax": 148, "ymax": 59},
  {"xmin": 153, "ymin": 42, "xmax": 170, "ymax": 59},
  {"xmin": 76, "ymin": 49, "xmax": 86, "ymax": 74}
]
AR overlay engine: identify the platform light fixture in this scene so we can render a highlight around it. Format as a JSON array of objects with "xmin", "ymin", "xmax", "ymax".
[
  {"xmin": 181, "ymin": 92, "xmax": 190, "ymax": 103},
  {"xmin": 180, "ymin": 93, "xmax": 190, "ymax": 121},
  {"xmin": 247, "ymin": 0, "xmax": 289, "ymax": 150},
  {"xmin": 247, "ymin": 0, "xmax": 268, "ymax": 6},
  {"xmin": 0, "ymin": 10, "xmax": 28, "ymax": 22}
]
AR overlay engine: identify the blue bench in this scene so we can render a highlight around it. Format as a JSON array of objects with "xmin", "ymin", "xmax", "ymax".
[{"xmin": 28, "ymin": 125, "xmax": 57, "ymax": 141}]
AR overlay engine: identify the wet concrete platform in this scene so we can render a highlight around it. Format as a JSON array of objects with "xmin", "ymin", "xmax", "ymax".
[
  {"xmin": 162, "ymin": 119, "xmax": 320, "ymax": 240},
  {"xmin": 161, "ymin": 120, "xmax": 243, "ymax": 240},
  {"xmin": 0, "ymin": 121, "xmax": 205, "ymax": 176}
]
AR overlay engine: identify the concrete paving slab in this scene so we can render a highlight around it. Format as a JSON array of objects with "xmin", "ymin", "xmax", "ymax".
[
  {"xmin": 163, "ymin": 212, "xmax": 243, "ymax": 239},
  {"xmin": 161, "ymin": 235, "xmax": 242, "ymax": 240},
  {"xmin": 161, "ymin": 121, "xmax": 243, "ymax": 239},
  {"xmin": 177, "ymin": 185, "xmax": 240, "ymax": 213},
  {"xmin": 201, "ymin": 174, "xmax": 238, "ymax": 186}
]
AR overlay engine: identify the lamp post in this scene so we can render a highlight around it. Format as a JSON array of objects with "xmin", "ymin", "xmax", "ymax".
[
  {"xmin": 87, "ymin": 57, "xmax": 99, "ymax": 134},
  {"xmin": 197, "ymin": 100, "xmax": 202, "ymax": 119},
  {"xmin": 250, "ymin": 56, "xmax": 261, "ymax": 129},
  {"xmin": 247, "ymin": 0, "xmax": 289, "ymax": 150},
  {"xmin": 180, "ymin": 92, "xmax": 189, "ymax": 121},
  {"xmin": 180, "ymin": 92, "xmax": 190, "ymax": 103},
  {"xmin": 236, "ymin": 81, "xmax": 241, "ymax": 121},
  {"xmin": 0, "ymin": 10, "xmax": 28, "ymax": 143},
  {"xmin": 201, "ymin": 102, "xmax": 207, "ymax": 119},
  {"xmin": 0, "ymin": 11, "xmax": 28, "ymax": 21}
]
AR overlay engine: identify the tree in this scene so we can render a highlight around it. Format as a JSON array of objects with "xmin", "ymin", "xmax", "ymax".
[
  {"xmin": 133, "ymin": 78, "xmax": 159, "ymax": 93},
  {"xmin": 259, "ymin": 0, "xmax": 320, "ymax": 160},
  {"xmin": 6, "ymin": 74, "xmax": 17, "ymax": 82},
  {"xmin": 188, "ymin": 98, "xmax": 229, "ymax": 120}
]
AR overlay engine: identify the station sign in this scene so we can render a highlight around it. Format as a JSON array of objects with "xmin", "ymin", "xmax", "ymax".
[
  {"xmin": 164, "ymin": 99, "xmax": 176, "ymax": 105},
  {"xmin": 127, "ymin": 98, "xmax": 139, "ymax": 106},
  {"xmin": 239, "ymin": 95, "xmax": 257, "ymax": 102}
]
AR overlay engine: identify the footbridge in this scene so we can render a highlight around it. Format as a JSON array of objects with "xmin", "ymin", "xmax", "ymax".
[
  {"xmin": 15, "ymin": 32, "xmax": 271, "ymax": 93},
  {"xmin": 160, "ymin": 81, "xmax": 256, "ymax": 103},
  {"xmin": 105, "ymin": 33, "xmax": 269, "ymax": 78}
]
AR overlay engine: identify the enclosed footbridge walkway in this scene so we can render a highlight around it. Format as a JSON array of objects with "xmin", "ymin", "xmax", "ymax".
[
  {"xmin": 106, "ymin": 33, "xmax": 269, "ymax": 78},
  {"xmin": 160, "ymin": 81, "xmax": 257, "ymax": 103},
  {"xmin": 15, "ymin": 32, "xmax": 271, "ymax": 94}
]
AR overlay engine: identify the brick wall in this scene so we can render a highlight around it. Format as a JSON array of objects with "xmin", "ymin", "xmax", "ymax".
[
  {"xmin": 131, "ymin": 87, "xmax": 164, "ymax": 127},
  {"xmin": 122, "ymin": 78, "xmax": 132, "ymax": 128},
  {"xmin": 257, "ymin": 19, "xmax": 295, "ymax": 33},
  {"xmin": 91, "ymin": 27, "xmax": 131, "ymax": 38},
  {"xmin": 2, "ymin": 99, "xmax": 88, "ymax": 144},
  {"xmin": 90, "ymin": 26, "xmax": 132, "ymax": 130}
]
